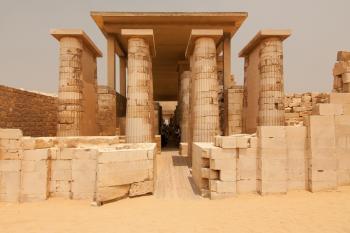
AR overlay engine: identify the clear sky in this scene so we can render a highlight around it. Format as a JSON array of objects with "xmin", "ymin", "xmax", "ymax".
[{"xmin": 0, "ymin": 0, "xmax": 349, "ymax": 94}]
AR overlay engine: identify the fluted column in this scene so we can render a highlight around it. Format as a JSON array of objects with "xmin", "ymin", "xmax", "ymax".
[
  {"xmin": 192, "ymin": 37, "xmax": 220, "ymax": 142},
  {"xmin": 57, "ymin": 37, "xmax": 83, "ymax": 136},
  {"xmin": 125, "ymin": 38, "xmax": 153, "ymax": 143},
  {"xmin": 258, "ymin": 38, "xmax": 285, "ymax": 126},
  {"xmin": 180, "ymin": 70, "xmax": 191, "ymax": 142}
]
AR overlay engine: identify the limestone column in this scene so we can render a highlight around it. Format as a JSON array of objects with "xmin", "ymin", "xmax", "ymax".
[
  {"xmin": 180, "ymin": 70, "xmax": 191, "ymax": 142},
  {"xmin": 125, "ymin": 38, "xmax": 153, "ymax": 143},
  {"xmin": 192, "ymin": 37, "xmax": 220, "ymax": 142},
  {"xmin": 258, "ymin": 38, "xmax": 285, "ymax": 126},
  {"xmin": 57, "ymin": 37, "xmax": 83, "ymax": 136}
]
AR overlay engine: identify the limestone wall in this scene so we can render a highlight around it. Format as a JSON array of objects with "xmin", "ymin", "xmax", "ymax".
[
  {"xmin": 192, "ymin": 95, "xmax": 350, "ymax": 199},
  {"xmin": 0, "ymin": 130, "xmax": 156, "ymax": 204},
  {"xmin": 242, "ymin": 44, "xmax": 261, "ymax": 134},
  {"xmin": 97, "ymin": 86, "xmax": 116, "ymax": 136},
  {"xmin": 284, "ymin": 93, "xmax": 329, "ymax": 125},
  {"xmin": 0, "ymin": 85, "xmax": 58, "ymax": 137}
]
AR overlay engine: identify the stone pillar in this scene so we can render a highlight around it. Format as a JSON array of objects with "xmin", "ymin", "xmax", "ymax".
[
  {"xmin": 192, "ymin": 37, "xmax": 220, "ymax": 142},
  {"xmin": 57, "ymin": 37, "xmax": 83, "ymax": 136},
  {"xmin": 97, "ymin": 86, "xmax": 116, "ymax": 136},
  {"xmin": 258, "ymin": 38, "xmax": 285, "ymax": 126},
  {"xmin": 125, "ymin": 38, "xmax": 153, "ymax": 143},
  {"xmin": 179, "ymin": 70, "xmax": 191, "ymax": 142},
  {"xmin": 52, "ymin": 29, "xmax": 102, "ymax": 136}
]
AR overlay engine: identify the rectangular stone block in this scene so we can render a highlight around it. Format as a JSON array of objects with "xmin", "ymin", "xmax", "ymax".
[
  {"xmin": 23, "ymin": 149, "xmax": 49, "ymax": 161},
  {"xmin": 210, "ymin": 147, "xmax": 236, "ymax": 159},
  {"xmin": 210, "ymin": 158, "xmax": 235, "ymax": 170},
  {"xmin": 329, "ymin": 93, "xmax": 350, "ymax": 104},
  {"xmin": 210, "ymin": 180, "xmax": 236, "ymax": 193},
  {"xmin": 0, "ymin": 160, "xmax": 21, "ymax": 172},
  {"xmin": 0, "ymin": 129, "xmax": 23, "ymax": 139},
  {"xmin": 20, "ymin": 170, "xmax": 48, "ymax": 202},
  {"xmin": 129, "ymin": 180, "xmax": 153, "ymax": 197},
  {"xmin": 98, "ymin": 149, "xmax": 149, "ymax": 163},
  {"xmin": 201, "ymin": 168, "xmax": 219, "ymax": 179},
  {"xmin": 0, "ymin": 171, "xmax": 20, "ymax": 201},
  {"xmin": 312, "ymin": 103, "xmax": 343, "ymax": 116},
  {"xmin": 257, "ymin": 126, "xmax": 285, "ymax": 138},
  {"xmin": 258, "ymin": 180, "xmax": 287, "ymax": 195},
  {"xmin": 95, "ymin": 185, "xmax": 130, "ymax": 203},
  {"xmin": 237, "ymin": 179, "xmax": 257, "ymax": 194},
  {"xmin": 219, "ymin": 170, "xmax": 236, "ymax": 181}
]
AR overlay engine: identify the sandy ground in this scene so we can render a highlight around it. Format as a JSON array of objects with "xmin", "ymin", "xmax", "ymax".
[
  {"xmin": 1, "ymin": 151, "xmax": 350, "ymax": 233},
  {"xmin": 0, "ymin": 187, "xmax": 349, "ymax": 233}
]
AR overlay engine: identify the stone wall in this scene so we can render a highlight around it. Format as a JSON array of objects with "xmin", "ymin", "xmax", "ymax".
[
  {"xmin": 0, "ymin": 130, "xmax": 156, "ymax": 204},
  {"xmin": 284, "ymin": 93, "xmax": 329, "ymax": 125},
  {"xmin": 0, "ymin": 85, "xmax": 58, "ymax": 137},
  {"xmin": 192, "ymin": 94, "xmax": 350, "ymax": 199}
]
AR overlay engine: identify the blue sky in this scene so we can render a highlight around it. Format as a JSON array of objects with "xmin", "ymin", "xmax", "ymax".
[{"xmin": 0, "ymin": 0, "xmax": 349, "ymax": 94}]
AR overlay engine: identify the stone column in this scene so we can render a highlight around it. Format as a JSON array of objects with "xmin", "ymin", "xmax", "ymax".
[
  {"xmin": 192, "ymin": 37, "xmax": 220, "ymax": 142},
  {"xmin": 125, "ymin": 38, "xmax": 153, "ymax": 143},
  {"xmin": 258, "ymin": 38, "xmax": 285, "ymax": 126},
  {"xmin": 57, "ymin": 37, "xmax": 83, "ymax": 136},
  {"xmin": 180, "ymin": 70, "xmax": 191, "ymax": 142}
]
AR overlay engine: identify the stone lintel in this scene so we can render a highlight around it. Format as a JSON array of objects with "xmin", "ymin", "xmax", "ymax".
[
  {"xmin": 50, "ymin": 29, "xmax": 103, "ymax": 57},
  {"xmin": 121, "ymin": 29, "xmax": 156, "ymax": 57},
  {"xmin": 238, "ymin": 29, "xmax": 291, "ymax": 58},
  {"xmin": 185, "ymin": 29, "xmax": 224, "ymax": 58}
]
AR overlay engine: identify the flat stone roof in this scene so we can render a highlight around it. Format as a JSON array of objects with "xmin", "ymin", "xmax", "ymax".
[
  {"xmin": 91, "ymin": 12, "xmax": 248, "ymax": 101},
  {"xmin": 51, "ymin": 29, "xmax": 103, "ymax": 57},
  {"xmin": 239, "ymin": 29, "xmax": 291, "ymax": 57}
]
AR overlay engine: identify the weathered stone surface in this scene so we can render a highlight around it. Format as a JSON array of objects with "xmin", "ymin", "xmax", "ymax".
[{"xmin": 129, "ymin": 180, "xmax": 153, "ymax": 197}]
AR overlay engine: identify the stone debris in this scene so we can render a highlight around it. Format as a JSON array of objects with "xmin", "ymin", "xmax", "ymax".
[{"xmin": 0, "ymin": 130, "xmax": 156, "ymax": 204}]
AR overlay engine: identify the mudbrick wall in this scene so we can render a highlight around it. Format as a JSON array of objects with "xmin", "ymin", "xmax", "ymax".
[{"xmin": 0, "ymin": 85, "xmax": 58, "ymax": 136}]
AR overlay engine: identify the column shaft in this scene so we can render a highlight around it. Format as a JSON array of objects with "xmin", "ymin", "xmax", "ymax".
[
  {"xmin": 57, "ymin": 37, "xmax": 83, "ymax": 136},
  {"xmin": 258, "ymin": 38, "xmax": 285, "ymax": 126},
  {"xmin": 125, "ymin": 38, "xmax": 153, "ymax": 143},
  {"xmin": 192, "ymin": 37, "xmax": 220, "ymax": 142},
  {"xmin": 180, "ymin": 71, "xmax": 191, "ymax": 142}
]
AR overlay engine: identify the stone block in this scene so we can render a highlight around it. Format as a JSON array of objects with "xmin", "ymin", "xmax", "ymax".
[
  {"xmin": 95, "ymin": 185, "xmax": 130, "ymax": 203},
  {"xmin": 219, "ymin": 170, "xmax": 236, "ymax": 181},
  {"xmin": 72, "ymin": 158, "xmax": 96, "ymax": 171},
  {"xmin": 0, "ymin": 160, "xmax": 21, "ymax": 172},
  {"xmin": 51, "ymin": 160, "xmax": 71, "ymax": 171},
  {"xmin": 23, "ymin": 149, "xmax": 49, "ymax": 161},
  {"xmin": 210, "ymin": 158, "xmax": 235, "ymax": 170},
  {"xmin": 20, "ymin": 170, "xmax": 48, "ymax": 202},
  {"xmin": 258, "ymin": 180, "xmax": 287, "ymax": 195},
  {"xmin": 312, "ymin": 104, "xmax": 343, "ymax": 116},
  {"xmin": 0, "ymin": 129, "xmax": 23, "ymax": 139},
  {"xmin": 98, "ymin": 149, "xmax": 149, "ymax": 163},
  {"xmin": 129, "ymin": 180, "xmax": 153, "ymax": 197},
  {"xmin": 257, "ymin": 126, "xmax": 285, "ymax": 138},
  {"xmin": 0, "ymin": 171, "xmax": 20, "ymax": 201},
  {"xmin": 201, "ymin": 168, "xmax": 219, "ymax": 179},
  {"xmin": 210, "ymin": 147, "xmax": 236, "ymax": 159},
  {"xmin": 329, "ymin": 93, "xmax": 350, "ymax": 104},
  {"xmin": 71, "ymin": 169, "xmax": 96, "ymax": 200},
  {"xmin": 215, "ymin": 136, "xmax": 237, "ymax": 149},
  {"xmin": 179, "ymin": 142, "xmax": 188, "ymax": 156},
  {"xmin": 210, "ymin": 180, "xmax": 236, "ymax": 193},
  {"xmin": 237, "ymin": 179, "xmax": 257, "ymax": 194},
  {"xmin": 0, "ymin": 139, "xmax": 20, "ymax": 150},
  {"xmin": 0, "ymin": 149, "xmax": 21, "ymax": 160}
]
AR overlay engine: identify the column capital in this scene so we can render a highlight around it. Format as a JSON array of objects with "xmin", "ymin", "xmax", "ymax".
[
  {"xmin": 51, "ymin": 29, "xmax": 103, "ymax": 57},
  {"xmin": 239, "ymin": 29, "xmax": 291, "ymax": 58},
  {"xmin": 121, "ymin": 29, "xmax": 156, "ymax": 57},
  {"xmin": 185, "ymin": 29, "xmax": 223, "ymax": 58}
]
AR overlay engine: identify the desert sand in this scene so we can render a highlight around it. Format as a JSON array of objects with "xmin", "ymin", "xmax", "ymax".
[
  {"xmin": 0, "ymin": 187, "xmax": 349, "ymax": 233},
  {"xmin": 1, "ymin": 151, "xmax": 350, "ymax": 233}
]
